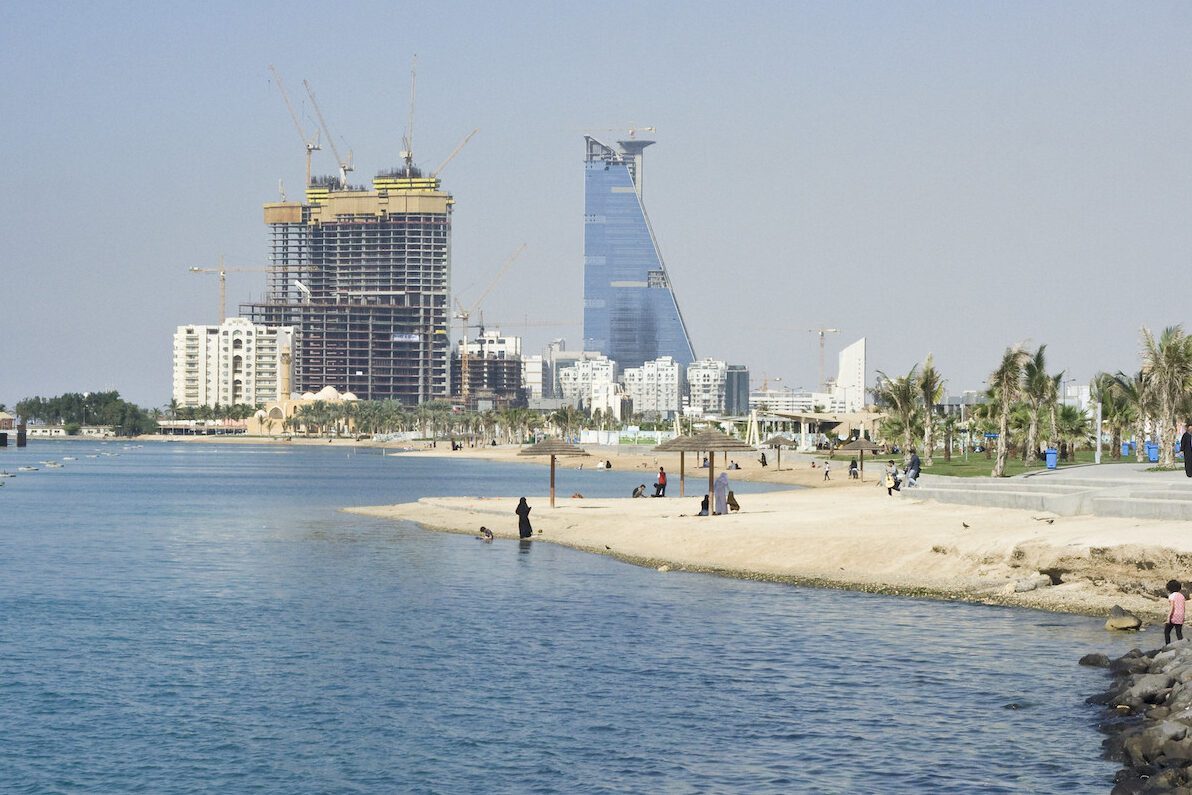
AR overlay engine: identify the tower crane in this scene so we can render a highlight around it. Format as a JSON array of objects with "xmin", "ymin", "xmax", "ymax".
[
  {"xmin": 302, "ymin": 79, "xmax": 354, "ymax": 188},
  {"xmin": 401, "ymin": 55, "xmax": 417, "ymax": 176},
  {"xmin": 808, "ymin": 328, "xmax": 840, "ymax": 392},
  {"xmin": 454, "ymin": 244, "xmax": 527, "ymax": 405},
  {"xmin": 268, "ymin": 65, "xmax": 321, "ymax": 188},
  {"xmin": 432, "ymin": 128, "xmax": 479, "ymax": 178},
  {"xmin": 188, "ymin": 257, "xmax": 270, "ymax": 323}
]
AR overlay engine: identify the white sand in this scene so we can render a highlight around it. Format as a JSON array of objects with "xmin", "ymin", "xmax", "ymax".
[{"xmin": 347, "ymin": 444, "xmax": 1192, "ymax": 622}]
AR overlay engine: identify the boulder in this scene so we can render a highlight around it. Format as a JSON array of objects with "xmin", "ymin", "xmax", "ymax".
[
  {"xmin": 1117, "ymin": 673, "xmax": 1176, "ymax": 709},
  {"xmin": 1081, "ymin": 653, "xmax": 1111, "ymax": 668},
  {"xmin": 1107, "ymin": 605, "xmax": 1144, "ymax": 631}
]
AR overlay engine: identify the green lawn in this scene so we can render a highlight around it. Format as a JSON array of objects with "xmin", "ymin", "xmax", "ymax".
[{"xmin": 916, "ymin": 450, "xmax": 1140, "ymax": 478}]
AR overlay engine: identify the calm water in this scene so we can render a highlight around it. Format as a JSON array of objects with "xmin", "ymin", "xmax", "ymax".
[{"xmin": 0, "ymin": 440, "xmax": 1144, "ymax": 793}]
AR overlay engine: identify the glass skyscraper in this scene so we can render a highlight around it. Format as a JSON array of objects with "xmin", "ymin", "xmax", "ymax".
[{"xmin": 583, "ymin": 136, "xmax": 695, "ymax": 371}]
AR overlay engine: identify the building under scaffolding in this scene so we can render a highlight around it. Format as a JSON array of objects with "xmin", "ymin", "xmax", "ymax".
[{"xmin": 243, "ymin": 170, "xmax": 452, "ymax": 403}]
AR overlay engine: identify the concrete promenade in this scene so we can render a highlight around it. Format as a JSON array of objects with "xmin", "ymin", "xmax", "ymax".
[{"xmin": 911, "ymin": 463, "xmax": 1192, "ymax": 521}]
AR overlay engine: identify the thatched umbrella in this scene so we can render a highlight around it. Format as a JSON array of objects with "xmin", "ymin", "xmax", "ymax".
[
  {"xmin": 654, "ymin": 429, "xmax": 755, "ymax": 515},
  {"xmin": 762, "ymin": 434, "xmax": 796, "ymax": 471},
  {"xmin": 518, "ymin": 437, "xmax": 589, "ymax": 507},
  {"xmin": 837, "ymin": 438, "xmax": 884, "ymax": 481}
]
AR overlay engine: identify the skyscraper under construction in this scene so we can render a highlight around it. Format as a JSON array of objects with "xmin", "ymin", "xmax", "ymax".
[
  {"xmin": 583, "ymin": 136, "xmax": 695, "ymax": 372},
  {"xmin": 244, "ymin": 170, "xmax": 452, "ymax": 403}
]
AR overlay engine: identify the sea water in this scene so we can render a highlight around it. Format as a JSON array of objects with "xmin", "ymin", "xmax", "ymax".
[{"xmin": 0, "ymin": 441, "xmax": 1145, "ymax": 793}]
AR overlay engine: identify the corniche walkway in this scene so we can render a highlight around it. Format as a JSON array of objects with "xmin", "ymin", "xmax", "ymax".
[{"xmin": 910, "ymin": 462, "xmax": 1192, "ymax": 521}]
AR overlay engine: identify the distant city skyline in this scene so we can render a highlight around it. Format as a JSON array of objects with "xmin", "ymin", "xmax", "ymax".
[{"xmin": 4, "ymin": 3, "xmax": 1192, "ymax": 408}]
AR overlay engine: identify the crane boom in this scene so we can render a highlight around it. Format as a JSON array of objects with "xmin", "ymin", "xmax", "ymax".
[
  {"xmin": 268, "ymin": 65, "xmax": 321, "ymax": 187},
  {"xmin": 401, "ymin": 55, "xmax": 417, "ymax": 175},
  {"xmin": 807, "ymin": 327, "xmax": 840, "ymax": 392},
  {"xmin": 303, "ymin": 79, "xmax": 353, "ymax": 188},
  {"xmin": 454, "ymin": 243, "xmax": 527, "ymax": 406},
  {"xmin": 433, "ymin": 128, "xmax": 479, "ymax": 177},
  {"xmin": 189, "ymin": 259, "xmax": 270, "ymax": 323}
]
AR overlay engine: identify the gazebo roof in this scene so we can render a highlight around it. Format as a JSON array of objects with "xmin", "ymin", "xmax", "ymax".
[
  {"xmin": 838, "ymin": 438, "xmax": 884, "ymax": 452},
  {"xmin": 762, "ymin": 435, "xmax": 796, "ymax": 448},
  {"xmin": 518, "ymin": 437, "xmax": 590, "ymax": 457},
  {"xmin": 653, "ymin": 429, "xmax": 756, "ymax": 453}
]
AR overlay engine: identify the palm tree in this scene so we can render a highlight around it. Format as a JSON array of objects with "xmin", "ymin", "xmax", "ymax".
[
  {"xmin": 1057, "ymin": 403, "xmax": 1092, "ymax": 461},
  {"xmin": 918, "ymin": 356, "xmax": 944, "ymax": 467},
  {"xmin": 989, "ymin": 345, "xmax": 1028, "ymax": 477},
  {"xmin": 1019, "ymin": 345, "xmax": 1051, "ymax": 465},
  {"xmin": 1140, "ymin": 326, "xmax": 1192, "ymax": 467},
  {"xmin": 939, "ymin": 412, "xmax": 959, "ymax": 462},
  {"xmin": 873, "ymin": 366, "xmax": 919, "ymax": 462},
  {"xmin": 1091, "ymin": 373, "xmax": 1126, "ymax": 460}
]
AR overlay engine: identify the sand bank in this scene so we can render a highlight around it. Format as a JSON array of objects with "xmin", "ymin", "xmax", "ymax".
[{"xmin": 349, "ymin": 480, "xmax": 1192, "ymax": 621}]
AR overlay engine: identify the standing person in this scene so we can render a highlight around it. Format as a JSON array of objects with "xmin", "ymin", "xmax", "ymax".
[
  {"xmin": 1167, "ymin": 579, "xmax": 1186, "ymax": 644},
  {"xmin": 515, "ymin": 497, "xmax": 533, "ymax": 539},
  {"xmin": 1181, "ymin": 423, "xmax": 1192, "ymax": 478},
  {"xmin": 848, "ymin": 458, "xmax": 859, "ymax": 479},
  {"xmin": 653, "ymin": 467, "xmax": 667, "ymax": 497},
  {"xmin": 713, "ymin": 471, "xmax": 729, "ymax": 515},
  {"xmin": 759, "ymin": 452, "xmax": 768, "ymax": 467},
  {"xmin": 822, "ymin": 461, "xmax": 831, "ymax": 481}
]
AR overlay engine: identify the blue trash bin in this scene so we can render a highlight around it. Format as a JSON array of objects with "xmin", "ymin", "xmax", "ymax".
[
  {"xmin": 1121, "ymin": 442, "xmax": 1130, "ymax": 457},
  {"xmin": 1147, "ymin": 443, "xmax": 1160, "ymax": 463},
  {"xmin": 1045, "ymin": 448, "xmax": 1058, "ymax": 469}
]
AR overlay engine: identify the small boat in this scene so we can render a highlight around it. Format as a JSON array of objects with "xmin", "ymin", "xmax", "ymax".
[
  {"xmin": 62, "ymin": 456, "xmax": 77, "ymax": 461},
  {"xmin": 85, "ymin": 454, "xmax": 99, "ymax": 459},
  {"xmin": 17, "ymin": 466, "xmax": 38, "ymax": 472},
  {"xmin": 0, "ymin": 471, "xmax": 14, "ymax": 478},
  {"xmin": 44, "ymin": 462, "xmax": 63, "ymax": 469}
]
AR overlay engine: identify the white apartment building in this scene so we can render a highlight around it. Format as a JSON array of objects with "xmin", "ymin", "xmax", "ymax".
[
  {"xmin": 749, "ymin": 388, "xmax": 845, "ymax": 414},
  {"xmin": 557, "ymin": 355, "xmax": 617, "ymax": 410},
  {"xmin": 622, "ymin": 356, "xmax": 685, "ymax": 418},
  {"xmin": 686, "ymin": 358, "xmax": 728, "ymax": 415},
  {"xmin": 173, "ymin": 317, "xmax": 295, "ymax": 408},
  {"xmin": 833, "ymin": 337, "xmax": 867, "ymax": 413},
  {"xmin": 522, "ymin": 355, "xmax": 548, "ymax": 400}
]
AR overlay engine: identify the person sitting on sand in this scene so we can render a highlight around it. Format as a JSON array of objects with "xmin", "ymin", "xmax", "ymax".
[
  {"xmin": 729, "ymin": 460, "xmax": 740, "ymax": 470},
  {"xmin": 849, "ymin": 458, "xmax": 859, "ymax": 479},
  {"xmin": 883, "ymin": 461, "xmax": 901, "ymax": 495},
  {"xmin": 632, "ymin": 484, "xmax": 646, "ymax": 498},
  {"xmin": 727, "ymin": 490, "xmax": 740, "ymax": 512},
  {"xmin": 477, "ymin": 526, "xmax": 494, "ymax": 542},
  {"xmin": 697, "ymin": 494, "xmax": 710, "ymax": 516},
  {"xmin": 701, "ymin": 456, "xmax": 709, "ymax": 469}
]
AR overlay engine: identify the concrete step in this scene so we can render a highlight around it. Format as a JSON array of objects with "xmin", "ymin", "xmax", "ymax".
[
  {"xmin": 1092, "ymin": 497, "xmax": 1192, "ymax": 521},
  {"xmin": 910, "ymin": 487, "xmax": 1069, "ymax": 514}
]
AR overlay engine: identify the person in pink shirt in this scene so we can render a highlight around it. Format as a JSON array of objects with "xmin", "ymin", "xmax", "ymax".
[{"xmin": 1166, "ymin": 579, "xmax": 1185, "ymax": 645}]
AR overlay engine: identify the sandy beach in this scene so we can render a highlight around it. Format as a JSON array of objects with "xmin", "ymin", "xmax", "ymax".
[{"xmin": 344, "ymin": 442, "xmax": 1192, "ymax": 622}]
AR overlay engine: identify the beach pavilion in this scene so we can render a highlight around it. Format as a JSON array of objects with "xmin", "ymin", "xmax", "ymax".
[
  {"xmin": 654, "ymin": 429, "xmax": 755, "ymax": 512},
  {"xmin": 519, "ymin": 437, "xmax": 589, "ymax": 507}
]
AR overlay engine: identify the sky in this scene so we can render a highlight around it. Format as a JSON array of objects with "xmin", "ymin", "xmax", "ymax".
[{"xmin": 3, "ymin": 1, "xmax": 1191, "ymax": 409}]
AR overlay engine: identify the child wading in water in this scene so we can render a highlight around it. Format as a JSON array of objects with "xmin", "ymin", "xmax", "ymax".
[{"xmin": 1167, "ymin": 579, "xmax": 1186, "ymax": 645}]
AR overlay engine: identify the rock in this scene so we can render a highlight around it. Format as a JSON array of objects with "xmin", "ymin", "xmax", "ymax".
[
  {"xmin": 657, "ymin": 564, "xmax": 670, "ymax": 573},
  {"xmin": 1081, "ymin": 653, "xmax": 1111, "ymax": 668},
  {"xmin": 1118, "ymin": 673, "xmax": 1176, "ymax": 708},
  {"xmin": 1107, "ymin": 605, "xmax": 1144, "ymax": 631}
]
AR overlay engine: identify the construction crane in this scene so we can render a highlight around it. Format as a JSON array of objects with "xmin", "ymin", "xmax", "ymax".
[
  {"xmin": 303, "ymin": 79, "xmax": 353, "ymax": 188},
  {"xmin": 454, "ymin": 244, "xmax": 527, "ymax": 405},
  {"xmin": 432, "ymin": 128, "xmax": 479, "ymax": 178},
  {"xmin": 401, "ymin": 55, "xmax": 417, "ymax": 176},
  {"xmin": 587, "ymin": 125, "xmax": 656, "ymax": 139},
  {"xmin": 268, "ymin": 65, "xmax": 321, "ymax": 188},
  {"xmin": 188, "ymin": 257, "xmax": 270, "ymax": 323},
  {"xmin": 808, "ymin": 328, "xmax": 840, "ymax": 392}
]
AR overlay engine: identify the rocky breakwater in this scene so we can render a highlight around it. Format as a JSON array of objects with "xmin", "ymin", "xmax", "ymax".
[{"xmin": 1086, "ymin": 642, "xmax": 1192, "ymax": 793}]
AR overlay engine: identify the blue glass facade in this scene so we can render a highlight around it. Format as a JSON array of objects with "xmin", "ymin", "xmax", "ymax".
[{"xmin": 583, "ymin": 137, "xmax": 695, "ymax": 371}]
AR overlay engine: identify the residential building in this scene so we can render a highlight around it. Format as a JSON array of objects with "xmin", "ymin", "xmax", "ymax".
[
  {"xmin": 450, "ymin": 355, "xmax": 525, "ymax": 410},
  {"xmin": 583, "ymin": 136, "xmax": 695, "ymax": 371},
  {"xmin": 749, "ymin": 388, "xmax": 845, "ymax": 414},
  {"xmin": 244, "ymin": 167, "xmax": 453, "ymax": 403},
  {"xmin": 172, "ymin": 317, "xmax": 295, "ymax": 408},
  {"xmin": 522, "ymin": 355, "xmax": 548, "ymax": 401},
  {"xmin": 686, "ymin": 358, "xmax": 727, "ymax": 415},
  {"xmin": 557, "ymin": 355, "xmax": 616, "ymax": 410},
  {"xmin": 622, "ymin": 356, "xmax": 684, "ymax": 419},
  {"xmin": 460, "ymin": 329, "xmax": 521, "ymax": 360}
]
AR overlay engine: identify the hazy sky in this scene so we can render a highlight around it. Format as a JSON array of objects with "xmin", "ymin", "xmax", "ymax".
[{"xmin": 3, "ymin": 1, "xmax": 1191, "ymax": 409}]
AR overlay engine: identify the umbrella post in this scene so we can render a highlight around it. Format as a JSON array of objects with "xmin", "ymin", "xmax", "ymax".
[
  {"xmin": 860, "ymin": 450, "xmax": 864, "ymax": 482},
  {"xmin": 550, "ymin": 454, "xmax": 556, "ymax": 507},
  {"xmin": 708, "ymin": 459, "xmax": 715, "ymax": 517},
  {"xmin": 680, "ymin": 451, "xmax": 685, "ymax": 497},
  {"xmin": 777, "ymin": 446, "xmax": 781, "ymax": 471}
]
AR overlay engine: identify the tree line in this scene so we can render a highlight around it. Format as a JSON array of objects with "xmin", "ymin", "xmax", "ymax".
[{"xmin": 13, "ymin": 391, "xmax": 157, "ymax": 436}]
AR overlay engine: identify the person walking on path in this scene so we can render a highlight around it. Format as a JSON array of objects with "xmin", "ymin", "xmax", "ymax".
[
  {"xmin": 906, "ymin": 450, "xmax": 921, "ymax": 487},
  {"xmin": 515, "ymin": 497, "xmax": 533, "ymax": 539},
  {"xmin": 713, "ymin": 471, "xmax": 730, "ymax": 514},
  {"xmin": 1181, "ymin": 423, "xmax": 1192, "ymax": 478},
  {"xmin": 652, "ymin": 467, "xmax": 667, "ymax": 497},
  {"xmin": 1167, "ymin": 579, "xmax": 1186, "ymax": 645},
  {"xmin": 822, "ymin": 461, "xmax": 831, "ymax": 481}
]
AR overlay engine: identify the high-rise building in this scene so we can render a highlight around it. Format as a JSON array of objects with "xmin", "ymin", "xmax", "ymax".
[
  {"xmin": 172, "ymin": 317, "xmax": 295, "ymax": 408},
  {"xmin": 244, "ymin": 169, "xmax": 452, "ymax": 403},
  {"xmin": 724, "ymin": 365, "xmax": 751, "ymax": 416},
  {"xmin": 833, "ymin": 338, "xmax": 867, "ymax": 412},
  {"xmin": 686, "ymin": 358, "xmax": 727, "ymax": 415},
  {"xmin": 622, "ymin": 356, "xmax": 685, "ymax": 419},
  {"xmin": 583, "ymin": 136, "xmax": 695, "ymax": 371}
]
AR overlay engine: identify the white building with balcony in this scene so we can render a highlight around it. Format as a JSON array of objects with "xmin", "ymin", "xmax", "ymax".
[
  {"xmin": 623, "ymin": 356, "xmax": 685, "ymax": 418},
  {"xmin": 686, "ymin": 358, "xmax": 728, "ymax": 415},
  {"xmin": 557, "ymin": 355, "xmax": 617, "ymax": 410},
  {"xmin": 172, "ymin": 317, "xmax": 295, "ymax": 408}
]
